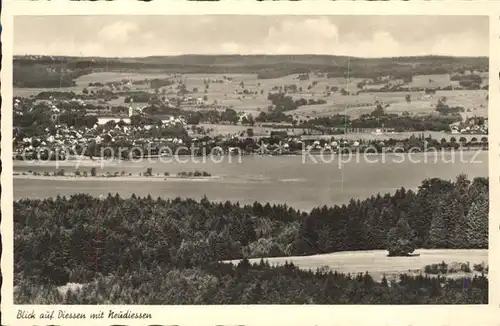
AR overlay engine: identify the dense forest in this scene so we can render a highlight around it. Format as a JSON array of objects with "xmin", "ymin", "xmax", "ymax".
[
  {"xmin": 13, "ymin": 64, "xmax": 93, "ymax": 88},
  {"xmin": 15, "ymin": 175, "xmax": 488, "ymax": 295}
]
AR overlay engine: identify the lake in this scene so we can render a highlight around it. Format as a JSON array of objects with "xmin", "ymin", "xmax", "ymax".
[{"xmin": 14, "ymin": 151, "xmax": 488, "ymax": 211}]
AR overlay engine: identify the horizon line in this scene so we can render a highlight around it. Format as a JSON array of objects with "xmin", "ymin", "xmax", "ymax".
[{"xmin": 13, "ymin": 53, "xmax": 489, "ymax": 60}]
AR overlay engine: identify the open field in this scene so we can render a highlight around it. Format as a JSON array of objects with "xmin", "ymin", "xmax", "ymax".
[
  {"xmin": 14, "ymin": 69, "xmax": 489, "ymax": 120},
  {"xmin": 227, "ymin": 249, "xmax": 488, "ymax": 282},
  {"xmin": 411, "ymin": 74, "xmax": 456, "ymax": 88},
  {"xmin": 75, "ymin": 71, "xmax": 175, "ymax": 85},
  {"xmin": 289, "ymin": 89, "xmax": 488, "ymax": 118},
  {"xmin": 171, "ymin": 73, "xmax": 366, "ymax": 112}
]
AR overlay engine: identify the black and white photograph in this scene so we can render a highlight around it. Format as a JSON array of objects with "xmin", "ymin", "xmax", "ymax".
[{"xmin": 8, "ymin": 13, "xmax": 491, "ymax": 308}]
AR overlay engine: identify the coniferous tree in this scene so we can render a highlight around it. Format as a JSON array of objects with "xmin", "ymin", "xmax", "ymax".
[
  {"xmin": 296, "ymin": 215, "xmax": 319, "ymax": 254},
  {"xmin": 428, "ymin": 206, "xmax": 448, "ymax": 248},
  {"xmin": 452, "ymin": 210, "xmax": 469, "ymax": 249},
  {"xmin": 345, "ymin": 215, "xmax": 366, "ymax": 250},
  {"xmin": 321, "ymin": 276, "xmax": 336, "ymax": 303},
  {"xmin": 364, "ymin": 207, "xmax": 384, "ymax": 249},
  {"xmin": 440, "ymin": 192, "xmax": 464, "ymax": 248},
  {"xmin": 465, "ymin": 193, "xmax": 488, "ymax": 248},
  {"xmin": 412, "ymin": 178, "xmax": 454, "ymax": 246},
  {"xmin": 455, "ymin": 174, "xmax": 472, "ymax": 214},
  {"xmin": 317, "ymin": 224, "xmax": 335, "ymax": 252},
  {"xmin": 386, "ymin": 218, "xmax": 416, "ymax": 256}
]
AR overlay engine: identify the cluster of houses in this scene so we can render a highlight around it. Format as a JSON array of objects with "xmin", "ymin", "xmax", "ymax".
[
  {"xmin": 15, "ymin": 125, "xmax": 91, "ymax": 158},
  {"xmin": 450, "ymin": 117, "xmax": 488, "ymax": 134},
  {"xmin": 14, "ymin": 117, "xmax": 489, "ymax": 160},
  {"xmin": 182, "ymin": 96, "xmax": 205, "ymax": 105},
  {"xmin": 13, "ymin": 97, "xmax": 190, "ymax": 159},
  {"xmin": 14, "ymin": 120, "xmax": 190, "ymax": 159}
]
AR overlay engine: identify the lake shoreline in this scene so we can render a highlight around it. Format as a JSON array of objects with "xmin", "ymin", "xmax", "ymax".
[
  {"xmin": 12, "ymin": 149, "xmax": 489, "ymax": 167},
  {"xmin": 13, "ymin": 174, "xmax": 221, "ymax": 182},
  {"xmin": 14, "ymin": 152, "xmax": 488, "ymax": 210}
]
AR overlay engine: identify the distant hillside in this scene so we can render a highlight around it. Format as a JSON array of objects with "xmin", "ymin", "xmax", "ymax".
[{"xmin": 14, "ymin": 54, "xmax": 489, "ymax": 87}]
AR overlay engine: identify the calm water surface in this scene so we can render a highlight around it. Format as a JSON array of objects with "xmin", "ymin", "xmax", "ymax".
[{"xmin": 14, "ymin": 152, "xmax": 488, "ymax": 211}]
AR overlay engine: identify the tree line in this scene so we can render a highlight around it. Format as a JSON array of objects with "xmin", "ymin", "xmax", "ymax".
[
  {"xmin": 267, "ymin": 93, "xmax": 327, "ymax": 112},
  {"xmin": 303, "ymin": 112, "xmax": 463, "ymax": 132},
  {"xmin": 15, "ymin": 55, "xmax": 487, "ymax": 76},
  {"xmin": 14, "ymin": 65, "xmax": 93, "ymax": 88}
]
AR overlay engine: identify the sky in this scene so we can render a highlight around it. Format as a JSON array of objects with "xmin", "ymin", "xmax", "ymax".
[{"xmin": 14, "ymin": 15, "xmax": 489, "ymax": 58}]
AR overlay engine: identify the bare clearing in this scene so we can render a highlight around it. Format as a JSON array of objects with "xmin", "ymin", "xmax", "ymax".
[{"xmin": 227, "ymin": 249, "xmax": 488, "ymax": 281}]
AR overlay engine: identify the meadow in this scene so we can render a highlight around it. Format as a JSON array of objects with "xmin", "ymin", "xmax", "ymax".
[
  {"xmin": 227, "ymin": 249, "xmax": 488, "ymax": 282},
  {"xmin": 14, "ymin": 71, "xmax": 489, "ymax": 121},
  {"xmin": 289, "ymin": 89, "xmax": 487, "ymax": 118}
]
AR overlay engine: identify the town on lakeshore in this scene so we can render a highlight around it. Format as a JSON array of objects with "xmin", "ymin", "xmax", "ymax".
[
  {"xmin": 11, "ymin": 15, "xmax": 489, "ymax": 307},
  {"xmin": 14, "ymin": 59, "xmax": 488, "ymax": 161}
]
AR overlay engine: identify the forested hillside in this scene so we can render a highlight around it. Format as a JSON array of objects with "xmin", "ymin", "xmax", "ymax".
[
  {"xmin": 14, "ymin": 174, "xmax": 488, "ymax": 288},
  {"xmin": 13, "ymin": 54, "xmax": 488, "ymax": 87}
]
